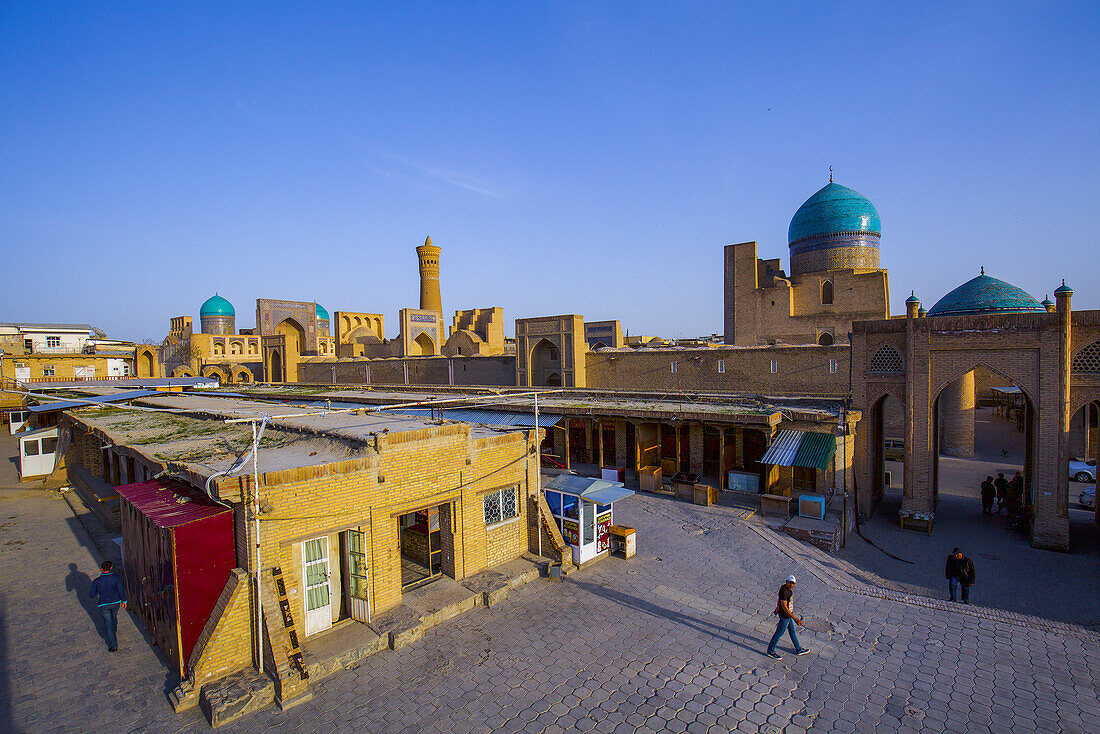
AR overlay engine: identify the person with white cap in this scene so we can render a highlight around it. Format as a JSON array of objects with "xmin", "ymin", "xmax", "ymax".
[{"xmin": 765, "ymin": 575, "xmax": 809, "ymax": 659}]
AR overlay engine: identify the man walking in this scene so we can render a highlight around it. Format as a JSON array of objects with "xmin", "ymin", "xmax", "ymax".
[
  {"xmin": 980, "ymin": 476, "xmax": 996, "ymax": 515},
  {"xmin": 766, "ymin": 575, "xmax": 809, "ymax": 659},
  {"xmin": 944, "ymin": 547, "xmax": 975, "ymax": 604},
  {"xmin": 89, "ymin": 560, "xmax": 127, "ymax": 652}
]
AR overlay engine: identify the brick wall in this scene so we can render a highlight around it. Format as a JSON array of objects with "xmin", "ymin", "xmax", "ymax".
[{"xmin": 297, "ymin": 355, "xmax": 515, "ymax": 387}]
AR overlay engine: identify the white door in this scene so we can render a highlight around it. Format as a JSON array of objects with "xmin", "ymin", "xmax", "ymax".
[
  {"xmin": 344, "ymin": 529, "xmax": 371, "ymax": 623},
  {"xmin": 302, "ymin": 537, "xmax": 332, "ymax": 636}
]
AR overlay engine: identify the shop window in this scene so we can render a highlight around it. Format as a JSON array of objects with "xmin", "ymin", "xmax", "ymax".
[
  {"xmin": 717, "ymin": 360, "xmax": 725, "ymax": 374},
  {"xmin": 483, "ymin": 486, "xmax": 519, "ymax": 526},
  {"xmin": 43, "ymin": 437, "xmax": 58, "ymax": 453}
]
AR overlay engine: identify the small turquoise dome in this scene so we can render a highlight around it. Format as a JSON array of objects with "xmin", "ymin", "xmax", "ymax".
[
  {"xmin": 200, "ymin": 293, "xmax": 235, "ymax": 317},
  {"xmin": 788, "ymin": 182, "xmax": 881, "ymax": 247},
  {"xmin": 906, "ymin": 292, "xmax": 920, "ymax": 305},
  {"xmin": 316, "ymin": 303, "xmax": 329, "ymax": 320},
  {"xmin": 928, "ymin": 272, "xmax": 1045, "ymax": 317},
  {"xmin": 1041, "ymin": 295, "xmax": 1054, "ymax": 308},
  {"xmin": 1054, "ymin": 280, "xmax": 1073, "ymax": 296}
]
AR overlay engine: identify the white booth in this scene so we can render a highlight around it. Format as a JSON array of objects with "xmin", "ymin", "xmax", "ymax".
[
  {"xmin": 19, "ymin": 426, "xmax": 59, "ymax": 479},
  {"xmin": 542, "ymin": 475, "xmax": 634, "ymax": 565}
]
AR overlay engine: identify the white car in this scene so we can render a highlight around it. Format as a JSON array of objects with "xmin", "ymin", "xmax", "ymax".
[
  {"xmin": 1080, "ymin": 487, "xmax": 1096, "ymax": 510},
  {"xmin": 1069, "ymin": 460, "xmax": 1096, "ymax": 483}
]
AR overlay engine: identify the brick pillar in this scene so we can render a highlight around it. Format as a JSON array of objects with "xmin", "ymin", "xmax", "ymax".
[
  {"xmin": 563, "ymin": 423, "xmax": 571, "ymax": 471},
  {"xmin": 614, "ymin": 419, "xmax": 627, "ymax": 468},
  {"xmin": 903, "ymin": 295, "xmax": 920, "ymax": 512},
  {"xmin": 689, "ymin": 422, "xmax": 704, "ymax": 476},
  {"xmin": 939, "ymin": 371, "xmax": 975, "ymax": 458}
]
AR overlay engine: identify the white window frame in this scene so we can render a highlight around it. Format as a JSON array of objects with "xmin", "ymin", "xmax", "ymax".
[
  {"xmin": 45, "ymin": 335, "xmax": 61, "ymax": 349},
  {"xmin": 717, "ymin": 360, "xmax": 725, "ymax": 374},
  {"xmin": 671, "ymin": 362, "xmax": 677, "ymax": 374},
  {"xmin": 483, "ymin": 485, "xmax": 520, "ymax": 527},
  {"xmin": 829, "ymin": 359, "xmax": 838, "ymax": 374},
  {"xmin": 43, "ymin": 365, "xmax": 55, "ymax": 376},
  {"xmin": 770, "ymin": 360, "xmax": 777, "ymax": 374}
]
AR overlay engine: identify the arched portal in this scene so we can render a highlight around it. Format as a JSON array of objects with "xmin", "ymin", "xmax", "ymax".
[
  {"xmin": 868, "ymin": 392, "xmax": 905, "ymax": 513},
  {"xmin": 410, "ymin": 332, "xmax": 435, "ymax": 356},
  {"xmin": 818, "ymin": 332, "xmax": 834, "ymax": 346},
  {"xmin": 530, "ymin": 338, "xmax": 561, "ymax": 387},
  {"xmin": 275, "ymin": 318, "xmax": 306, "ymax": 356},
  {"xmin": 137, "ymin": 348, "xmax": 157, "ymax": 378}
]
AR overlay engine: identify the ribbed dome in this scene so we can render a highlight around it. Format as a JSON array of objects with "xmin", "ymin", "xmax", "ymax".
[
  {"xmin": 788, "ymin": 182, "xmax": 881, "ymax": 246},
  {"xmin": 316, "ymin": 303, "xmax": 329, "ymax": 320},
  {"xmin": 200, "ymin": 294, "xmax": 235, "ymax": 317},
  {"xmin": 927, "ymin": 272, "xmax": 1045, "ymax": 317}
]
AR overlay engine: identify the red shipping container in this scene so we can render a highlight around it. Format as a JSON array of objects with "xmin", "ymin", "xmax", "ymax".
[{"xmin": 116, "ymin": 479, "xmax": 236, "ymax": 679}]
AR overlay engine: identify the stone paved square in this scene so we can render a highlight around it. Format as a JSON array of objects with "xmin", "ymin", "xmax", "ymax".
[{"xmin": 2, "ymin": 442, "xmax": 1098, "ymax": 732}]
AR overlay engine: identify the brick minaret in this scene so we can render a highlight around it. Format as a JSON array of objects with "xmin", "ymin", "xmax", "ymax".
[{"xmin": 417, "ymin": 235, "xmax": 442, "ymax": 314}]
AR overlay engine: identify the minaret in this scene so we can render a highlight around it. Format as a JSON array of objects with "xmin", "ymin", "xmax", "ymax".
[{"xmin": 417, "ymin": 235, "xmax": 442, "ymax": 313}]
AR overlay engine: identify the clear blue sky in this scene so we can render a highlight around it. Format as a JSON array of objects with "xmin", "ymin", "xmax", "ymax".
[{"xmin": 2, "ymin": 2, "xmax": 1098, "ymax": 342}]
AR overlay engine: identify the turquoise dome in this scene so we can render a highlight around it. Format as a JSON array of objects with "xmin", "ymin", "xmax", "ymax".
[
  {"xmin": 788, "ymin": 182, "xmax": 881, "ymax": 246},
  {"xmin": 200, "ymin": 294, "xmax": 235, "ymax": 318},
  {"xmin": 316, "ymin": 303, "xmax": 329, "ymax": 320},
  {"xmin": 927, "ymin": 272, "xmax": 1045, "ymax": 317}
]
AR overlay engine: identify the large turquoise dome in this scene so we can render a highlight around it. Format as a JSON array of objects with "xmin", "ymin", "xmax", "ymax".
[
  {"xmin": 787, "ymin": 181, "xmax": 881, "ymax": 276},
  {"xmin": 927, "ymin": 271, "xmax": 1045, "ymax": 317},
  {"xmin": 316, "ymin": 303, "xmax": 329, "ymax": 320},
  {"xmin": 199, "ymin": 294, "xmax": 235, "ymax": 317}
]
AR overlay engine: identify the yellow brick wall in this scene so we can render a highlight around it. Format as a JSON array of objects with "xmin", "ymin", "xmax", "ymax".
[{"xmin": 187, "ymin": 569, "xmax": 253, "ymax": 688}]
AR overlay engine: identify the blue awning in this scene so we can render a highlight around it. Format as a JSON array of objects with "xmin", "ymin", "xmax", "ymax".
[
  {"xmin": 759, "ymin": 430, "xmax": 837, "ymax": 472},
  {"xmin": 28, "ymin": 390, "xmax": 161, "ymax": 414},
  {"xmin": 380, "ymin": 407, "xmax": 563, "ymax": 428}
]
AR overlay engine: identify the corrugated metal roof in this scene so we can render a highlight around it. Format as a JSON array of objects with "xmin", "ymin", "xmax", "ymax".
[
  {"xmin": 28, "ymin": 390, "xmax": 161, "ymax": 414},
  {"xmin": 380, "ymin": 407, "xmax": 563, "ymax": 428},
  {"xmin": 760, "ymin": 430, "xmax": 836, "ymax": 472},
  {"xmin": 543, "ymin": 474, "xmax": 634, "ymax": 504},
  {"xmin": 116, "ymin": 479, "xmax": 230, "ymax": 527}
]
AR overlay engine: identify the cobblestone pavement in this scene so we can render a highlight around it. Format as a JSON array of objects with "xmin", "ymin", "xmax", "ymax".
[{"xmin": 3, "ymin": 455, "xmax": 1098, "ymax": 732}]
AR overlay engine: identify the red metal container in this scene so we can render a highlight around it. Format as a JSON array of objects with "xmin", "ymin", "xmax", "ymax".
[{"xmin": 116, "ymin": 479, "xmax": 235, "ymax": 679}]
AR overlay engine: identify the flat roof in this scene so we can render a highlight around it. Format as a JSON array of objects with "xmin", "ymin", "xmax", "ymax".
[{"xmin": 21, "ymin": 377, "xmax": 217, "ymax": 390}]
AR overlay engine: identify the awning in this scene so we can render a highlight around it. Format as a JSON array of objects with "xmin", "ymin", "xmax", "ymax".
[
  {"xmin": 760, "ymin": 430, "xmax": 836, "ymax": 472},
  {"xmin": 543, "ymin": 474, "xmax": 635, "ymax": 504},
  {"xmin": 28, "ymin": 390, "xmax": 161, "ymax": 414},
  {"xmin": 382, "ymin": 407, "xmax": 563, "ymax": 429}
]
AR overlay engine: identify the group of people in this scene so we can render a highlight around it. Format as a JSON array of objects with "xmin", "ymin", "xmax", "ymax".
[{"xmin": 979, "ymin": 471, "xmax": 1026, "ymax": 528}]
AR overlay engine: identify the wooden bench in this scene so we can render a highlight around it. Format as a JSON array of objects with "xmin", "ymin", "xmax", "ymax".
[{"xmin": 760, "ymin": 493, "xmax": 794, "ymax": 518}]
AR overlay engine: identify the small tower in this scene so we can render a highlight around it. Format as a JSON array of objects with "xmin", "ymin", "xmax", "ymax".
[{"xmin": 417, "ymin": 235, "xmax": 442, "ymax": 314}]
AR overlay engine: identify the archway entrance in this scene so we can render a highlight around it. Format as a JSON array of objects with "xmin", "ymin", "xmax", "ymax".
[
  {"xmin": 530, "ymin": 339, "xmax": 561, "ymax": 387},
  {"xmin": 275, "ymin": 318, "xmax": 306, "ymax": 356},
  {"xmin": 931, "ymin": 371, "xmax": 1035, "ymax": 536},
  {"xmin": 410, "ymin": 332, "xmax": 435, "ymax": 356},
  {"xmin": 269, "ymin": 349, "xmax": 283, "ymax": 382},
  {"xmin": 868, "ymin": 393, "xmax": 905, "ymax": 515}
]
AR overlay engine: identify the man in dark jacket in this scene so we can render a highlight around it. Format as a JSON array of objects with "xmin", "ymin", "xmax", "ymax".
[
  {"xmin": 944, "ymin": 548, "xmax": 975, "ymax": 604},
  {"xmin": 980, "ymin": 476, "xmax": 996, "ymax": 515},
  {"xmin": 993, "ymin": 474, "xmax": 1009, "ymax": 514},
  {"xmin": 89, "ymin": 560, "xmax": 127, "ymax": 652}
]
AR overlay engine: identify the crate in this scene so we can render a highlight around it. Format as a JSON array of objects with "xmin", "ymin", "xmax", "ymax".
[{"xmin": 798, "ymin": 494, "xmax": 827, "ymax": 520}]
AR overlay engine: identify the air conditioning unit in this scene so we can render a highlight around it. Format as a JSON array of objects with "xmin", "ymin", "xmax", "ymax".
[{"xmin": 798, "ymin": 494, "xmax": 826, "ymax": 520}]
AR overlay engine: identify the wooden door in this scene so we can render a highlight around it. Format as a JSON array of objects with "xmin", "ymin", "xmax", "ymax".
[
  {"xmin": 302, "ymin": 537, "xmax": 332, "ymax": 636},
  {"xmin": 343, "ymin": 529, "xmax": 370, "ymax": 623}
]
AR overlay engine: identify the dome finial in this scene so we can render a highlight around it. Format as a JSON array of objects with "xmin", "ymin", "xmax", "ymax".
[
  {"xmin": 828, "ymin": 165, "xmax": 833, "ymax": 183},
  {"xmin": 425, "ymin": 235, "xmax": 432, "ymax": 246},
  {"xmin": 980, "ymin": 266, "xmax": 984, "ymax": 276}
]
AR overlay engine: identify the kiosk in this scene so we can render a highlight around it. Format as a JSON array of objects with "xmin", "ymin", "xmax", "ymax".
[{"xmin": 542, "ymin": 475, "xmax": 634, "ymax": 565}]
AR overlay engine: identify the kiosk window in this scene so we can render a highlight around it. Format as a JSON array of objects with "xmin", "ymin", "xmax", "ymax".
[{"xmin": 23, "ymin": 440, "xmax": 39, "ymax": 457}]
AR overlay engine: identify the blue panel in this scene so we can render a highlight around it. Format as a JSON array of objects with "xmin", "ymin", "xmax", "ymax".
[{"xmin": 545, "ymin": 490, "xmax": 562, "ymax": 516}]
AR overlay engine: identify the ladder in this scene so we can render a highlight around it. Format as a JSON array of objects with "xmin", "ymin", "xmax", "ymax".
[{"xmin": 271, "ymin": 567, "xmax": 309, "ymax": 679}]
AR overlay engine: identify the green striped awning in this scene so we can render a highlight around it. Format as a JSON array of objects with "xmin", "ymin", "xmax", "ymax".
[{"xmin": 760, "ymin": 430, "xmax": 837, "ymax": 472}]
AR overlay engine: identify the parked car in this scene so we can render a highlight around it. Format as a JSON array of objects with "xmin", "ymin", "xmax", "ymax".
[
  {"xmin": 1080, "ymin": 486, "xmax": 1096, "ymax": 510},
  {"xmin": 884, "ymin": 438, "xmax": 904, "ymax": 461},
  {"xmin": 1069, "ymin": 459, "xmax": 1096, "ymax": 483}
]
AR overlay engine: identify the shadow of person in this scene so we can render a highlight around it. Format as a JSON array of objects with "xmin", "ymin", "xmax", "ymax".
[
  {"xmin": 66, "ymin": 563, "xmax": 106, "ymax": 645},
  {"xmin": 568, "ymin": 579, "xmax": 762, "ymax": 655}
]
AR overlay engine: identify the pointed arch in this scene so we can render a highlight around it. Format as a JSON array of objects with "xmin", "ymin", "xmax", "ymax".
[
  {"xmin": 821, "ymin": 280, "xmax": 834, "ymax": 305},
  {"xmin": 410, "ymin": 332, "xmax": 436, "ymax": 356}
]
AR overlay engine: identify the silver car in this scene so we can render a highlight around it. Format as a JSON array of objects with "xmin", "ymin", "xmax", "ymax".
[
  {"xmin": 1080, "ymin": 486, "xmax": 1096, "ymax": 510},
  {"xmin": 1069, "ymin": 460, "xmax": 1096, "ymax": 483}
]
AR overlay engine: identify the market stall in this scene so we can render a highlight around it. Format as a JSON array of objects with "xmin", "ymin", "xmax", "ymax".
[{"xmin": 542, "ymin": 475, "xmax": 634, "ymax": 565}]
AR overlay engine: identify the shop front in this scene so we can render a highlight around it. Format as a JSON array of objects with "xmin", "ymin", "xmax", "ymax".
[{"xmin": 542, "ymin": 475, "xmax": 634, "ymax": 565}]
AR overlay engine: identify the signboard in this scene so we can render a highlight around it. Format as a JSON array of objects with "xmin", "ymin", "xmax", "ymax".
[{"xmin": 562, "ymin": 519, "xmax": 579, "ymax": 546}]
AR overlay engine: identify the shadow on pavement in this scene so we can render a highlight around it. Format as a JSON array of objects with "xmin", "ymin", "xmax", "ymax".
[
  {"xmin": 0, "ymin": 591, "xmax": 22, "ymax": 734},
  {"xmin": 67, "ymin": 563, "xmax": 109, "ymax": 647},
  {"xmin": 569, "ymin": 579, "xmax": 763, "ymax": 655}
]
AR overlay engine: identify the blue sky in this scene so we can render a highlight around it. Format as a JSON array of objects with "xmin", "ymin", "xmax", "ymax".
[{"xmin": 2, "ymin": 2, "xmax": 1098, "ymax": 342}]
